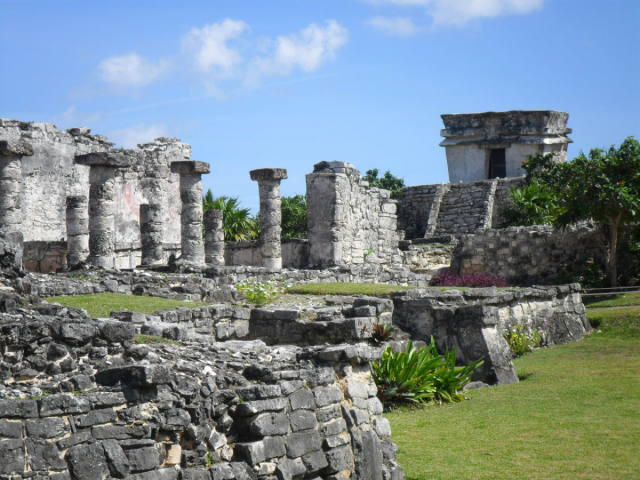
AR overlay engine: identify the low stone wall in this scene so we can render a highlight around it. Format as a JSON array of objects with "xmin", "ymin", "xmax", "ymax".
[
  {"xmin": 0, "ymin": 308, "xmax": 404, "ymax": 480},
  {"xmin": 225, "ymin": 239, "xmax": 310, "ymax": 269},
  {"xmin": 452, "ymin": 224, "xmax": 603, "ymax": 284},
  {"xmin": 22, "ymin": 241, "xmax": 183, "ymax": 273},
  {"xmin": 398, "ymin": 240, "xmax": 455, "ymax": 273},
  {"xmin": 391, "ymin": 284, "xmax": 590, "ymax": 384},
  {"xmin": 490, "ymin": 177, "xmax": 525, "ymax": 228}
]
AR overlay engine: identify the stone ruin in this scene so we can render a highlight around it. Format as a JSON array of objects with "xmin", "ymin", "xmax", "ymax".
[{"xmin": 0, "ymin": 112, "xmax": 596, "ymax": 479}]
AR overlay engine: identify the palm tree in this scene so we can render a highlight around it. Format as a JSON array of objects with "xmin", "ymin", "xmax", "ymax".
[{"xmin": 203, "ymin": 189, "xmax": 259, "ymax": 242}]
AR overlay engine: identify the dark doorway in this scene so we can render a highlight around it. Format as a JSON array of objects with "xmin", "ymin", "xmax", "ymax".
[{"xmin": 488, "ymin": 149, "xmax": 506, "ymax": 179}]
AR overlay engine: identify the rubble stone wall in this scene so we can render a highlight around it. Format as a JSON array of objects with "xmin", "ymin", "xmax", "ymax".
[
  {"xmin": 306, "ymin": 162, "xmax": 400, "ymax": 268},
  {"xmin": 490, "ymin": 177, "xmax": 526, "ymax": 228},
  {"xmin": 0, "ymin": 306, "xmax": 404, "ymax": 480},
  {"xmin": 0, "ymin": 119, "xmax": 190, "ymax": 269},
  {"xmin": 452, "ymin": 225, "xmax": 604, "ymax": 284}
]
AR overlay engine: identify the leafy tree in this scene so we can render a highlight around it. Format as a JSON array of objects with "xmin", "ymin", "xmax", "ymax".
[
  {"xmin": 363, "ymin": 169, "xmax": 405, "ymax": 199},
  {"xmin": 203, "ymin": 190, "xmax": 259, "ymax": 242},
  {"xmin": 551, "ymin": 137, "xmax": 640, "ymax": 287},
  {"xmin": 507, "ymin": 138, "xmax": 640, "ymax": 287},
  {"xmin": 281, "ymin": 194, "xmax": 307, "ymax": 238},
  {"xmin": 500, "ymin": 178, "xmax": 558, "ymax": 227}
]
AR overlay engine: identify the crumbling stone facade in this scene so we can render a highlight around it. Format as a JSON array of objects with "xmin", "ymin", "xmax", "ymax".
[
  {"xmin": 0, "ymin": 119, "xmax": 189, "ymax": 271},
  {"xmin": 307, "ymin": 162, "xmax": 400, "ymax": 268}
]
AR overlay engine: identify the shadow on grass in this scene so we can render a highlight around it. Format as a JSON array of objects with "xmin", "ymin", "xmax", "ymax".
[{"xmin": 517, "ymin": 372, "xmax": 534, "ymax": 381}]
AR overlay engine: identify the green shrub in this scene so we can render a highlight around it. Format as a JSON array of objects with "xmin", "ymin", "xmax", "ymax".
[
  {"xmin": 504, "ymin": 320, "xmax": 542, "ymax": 356},
  {"xmin": 236, "ymin": 279, "xmax": 287, "ymax": 306},
  {"xmin": 371, "ymin": 339, "xmax": 483, "ymax": 405},
  {"xmin": 281, "ymin": 194, "xmax": 307, "ymax": 238}
]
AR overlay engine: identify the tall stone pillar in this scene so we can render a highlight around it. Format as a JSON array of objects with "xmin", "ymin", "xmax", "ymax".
[
  {"xmin": 140, "ymin": 204, "xmax": 164, "ymax": 266},
  {"xmin": 204, "ymin": 209, "xmax": 225, "ymax": 265},
  {"xmin": 250, "ymin": 168, "xmax": 288, "ymax": 270},
  {"xmin": 0, "ymin": 139, "xmax": 33, "ymax": 270},
  {"xmin": 170, "ymin": 161, "xmax": 210, "ymax": 265},
  {"xmin": 75, "ymin": 152, "xmax": 132, "ymax": 269},
  {"xmin": 65, "ymin": 195, "xmax": 89, "ymax": 266}
]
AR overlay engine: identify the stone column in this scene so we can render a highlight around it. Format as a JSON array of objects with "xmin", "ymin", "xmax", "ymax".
[
  {"xmin": 140, "ymin": 204, "xmax": 164, "ymax": 266},
  {"xmin": 170, "ymin": 161, "xmax": 210, "ymax": 265},
  {"xmin": 0, "ymin": 139, "xmax": 33, "ymax": 270},
  {"xmin": 65, "ymin": 195, "xmax": 89, "ymax": 266},
  {"xmin": 204, "ymin": 209, "xmax": 225, "ymax": 265},
  {"xmin": 75, "ymin": 152, "xmax": 132, "ymax": 269},
  {"xmin": 250, "ymin": 168, "xmax": 288, "ymax": 270}
]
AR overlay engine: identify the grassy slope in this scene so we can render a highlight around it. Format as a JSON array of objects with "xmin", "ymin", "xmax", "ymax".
[
  {"xmin": 47, "ymin": 293, "xmax": 211, "ymax": 318},
  {"xmin": 386, "ymin": 311, "xmax": 640, "ymax": 480},
  {"xmin": 583, "ymin": 291, "xmax": 640, "ymax": 308}
]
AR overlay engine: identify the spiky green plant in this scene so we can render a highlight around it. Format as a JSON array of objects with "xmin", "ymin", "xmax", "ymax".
[
  {"xmin": 203, "ymin": 190, "xmax": 259, "ymax": 242},
  {"xmin": 371, "ymin": 339, "xmax": 483, "ymax": 405}
]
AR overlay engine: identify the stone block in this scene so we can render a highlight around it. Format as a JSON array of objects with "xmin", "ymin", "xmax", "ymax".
[
  {"xmin": 171, "ymin": 160, "xmax": 211, "ymax": 174},
  {"xmin": 0, "ymin": 439, "xmax": 24, "ymax": 475},
  {"xmin": 0, "ymin": 399, "xmax": 38, "ymax": 418},
  {"xmin": 39, "ymin": 394, "xmax": 90, "ymax": 416},
  {"xmin": 285, "ymin": 430, "xmax": 322, "ymax": 458},
  {"xmin": 95, "ymin": 364, "xmax": 173, "ymax": 387},
  {"xmin": 250, "ymin": 168, "xmax": 288, "ymax": 182},
  {"xmin": 66, "ymin": 442, "xmax": 110, "ymax": 480},
  {"xmin": 125, "ymin": 446, "xmax": 159, "ymax": 472},
  {"xmin": 25, "ymin": 417, "xmax": 70, "ymax": 439}
]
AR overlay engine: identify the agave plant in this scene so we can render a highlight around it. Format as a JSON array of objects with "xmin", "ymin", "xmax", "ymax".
[
  {"xmin": 203, "ymin": 190, "xmax": 259, "ymax": 242},
  {"xmin": 371, "ymin": 338, "xmax": 483, "ymax": 405}
]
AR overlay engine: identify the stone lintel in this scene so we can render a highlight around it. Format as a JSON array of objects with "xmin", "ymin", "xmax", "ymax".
[
  {"xmin": 440, "ymin": 110, "xmax": 572, "ymax": 139},
  {"xmin": 250, "ymin": 168, "xmax": 288, "ymax": 182},
  {"xmin": 75, "ymin": 152, "xmax": 132, "ymax": 168},
  {"xmin": 0, "ymin": 139, "xmax": 34, "ymax": 157},
  {"xmin": 171, "ymin": 161, "xmax": 211, "ymax": 175}
]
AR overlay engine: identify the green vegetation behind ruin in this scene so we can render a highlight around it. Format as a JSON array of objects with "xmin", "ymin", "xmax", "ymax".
[{"xmin": 46, "ymin": 293, "xmax": 210, "ymax": 318}]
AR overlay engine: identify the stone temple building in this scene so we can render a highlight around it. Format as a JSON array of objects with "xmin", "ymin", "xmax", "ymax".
[
  {"xmin": 440, "ymin": 110, "xmax": 573, "ymax": 182},
  {"xmin": 1, "ymin": 110, "xmax": 603, "ymax": 286}
]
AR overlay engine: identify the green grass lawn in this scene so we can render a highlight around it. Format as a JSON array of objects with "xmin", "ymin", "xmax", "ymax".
[
  {"xmin": 47, "ymin": 293, "xmax": 211, "ymax": 318},
  {"xmin": 583, "ymin": 290, "xmax": 640, "ymax": 308},
  {"xmin": 286, "ymin": 282, "xmax": 419, "ymax": 296},
  {"xmin": 386, "ymin": 309, "xmax": 640, "ymax": 480}
]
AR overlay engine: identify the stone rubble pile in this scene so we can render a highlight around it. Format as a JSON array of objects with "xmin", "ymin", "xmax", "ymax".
[{"xmin": 0, "ymin": 305, "xmax": 405, "ymax": 480}]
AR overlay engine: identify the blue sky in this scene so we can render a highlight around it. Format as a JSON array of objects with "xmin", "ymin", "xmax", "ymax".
[{"xmin": 1, "ymin": 0, "xmax": 638, "ymax": 211}]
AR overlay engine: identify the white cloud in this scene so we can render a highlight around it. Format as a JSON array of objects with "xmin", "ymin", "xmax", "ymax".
[
  {"xmin": 95, "ymin": 19, "xmax": 348, "ymax": 95},
  {"xmin": 181, "ymin": 19, "xmax": 249, "ymax": 74},
  {"xmin": 106, "ymin": 124, "xmax": 169, "ymax": 148},
  {"xmin": 362, "ymin": 0, "xmax": 543, "ymax": 25},
  {"xmin": 98, "ymin": 53, "xmax": 172, "ymax": 88},
  {"xmin": 365, "ymin": 16, "xmax": 421, "ymax": 35},
  {"xmin": 55, "ymin": 105, "xmax": 105, "ymax": 127},
  {"xmin": 249, "ymin": 20, "xmax": 349, "ymax": 83}
]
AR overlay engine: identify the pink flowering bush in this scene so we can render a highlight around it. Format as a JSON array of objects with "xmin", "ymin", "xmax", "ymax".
[{"xmin": 429, "ymin": 269, "xmax": 510, "ymax": 288}]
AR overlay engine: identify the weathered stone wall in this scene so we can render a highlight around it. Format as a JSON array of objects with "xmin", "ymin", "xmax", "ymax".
[
  {"xmin": 0, "ymin": 120, "xmax": 190, "ymax": 269},
  {"xmin": 391, "ymin": 284, "xmax": 590, "ymax": 384},
  {"xmin": 225, "ymin": 239, "xmax": 310, "ymax": 269},
  {"xmin": 0, "ymin": 307, "xmax": 404, "ymax": 480},
  {"xmin": 397, "ymin": 240, "xmax": 455, "ymax": 274},
  {"xmin": 452, "ymin": 224, "xmax": 604, "ymax": 284},
  {"xmin": 307, "ymin": 162, "xmax": 400, "ymax": 268}
]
